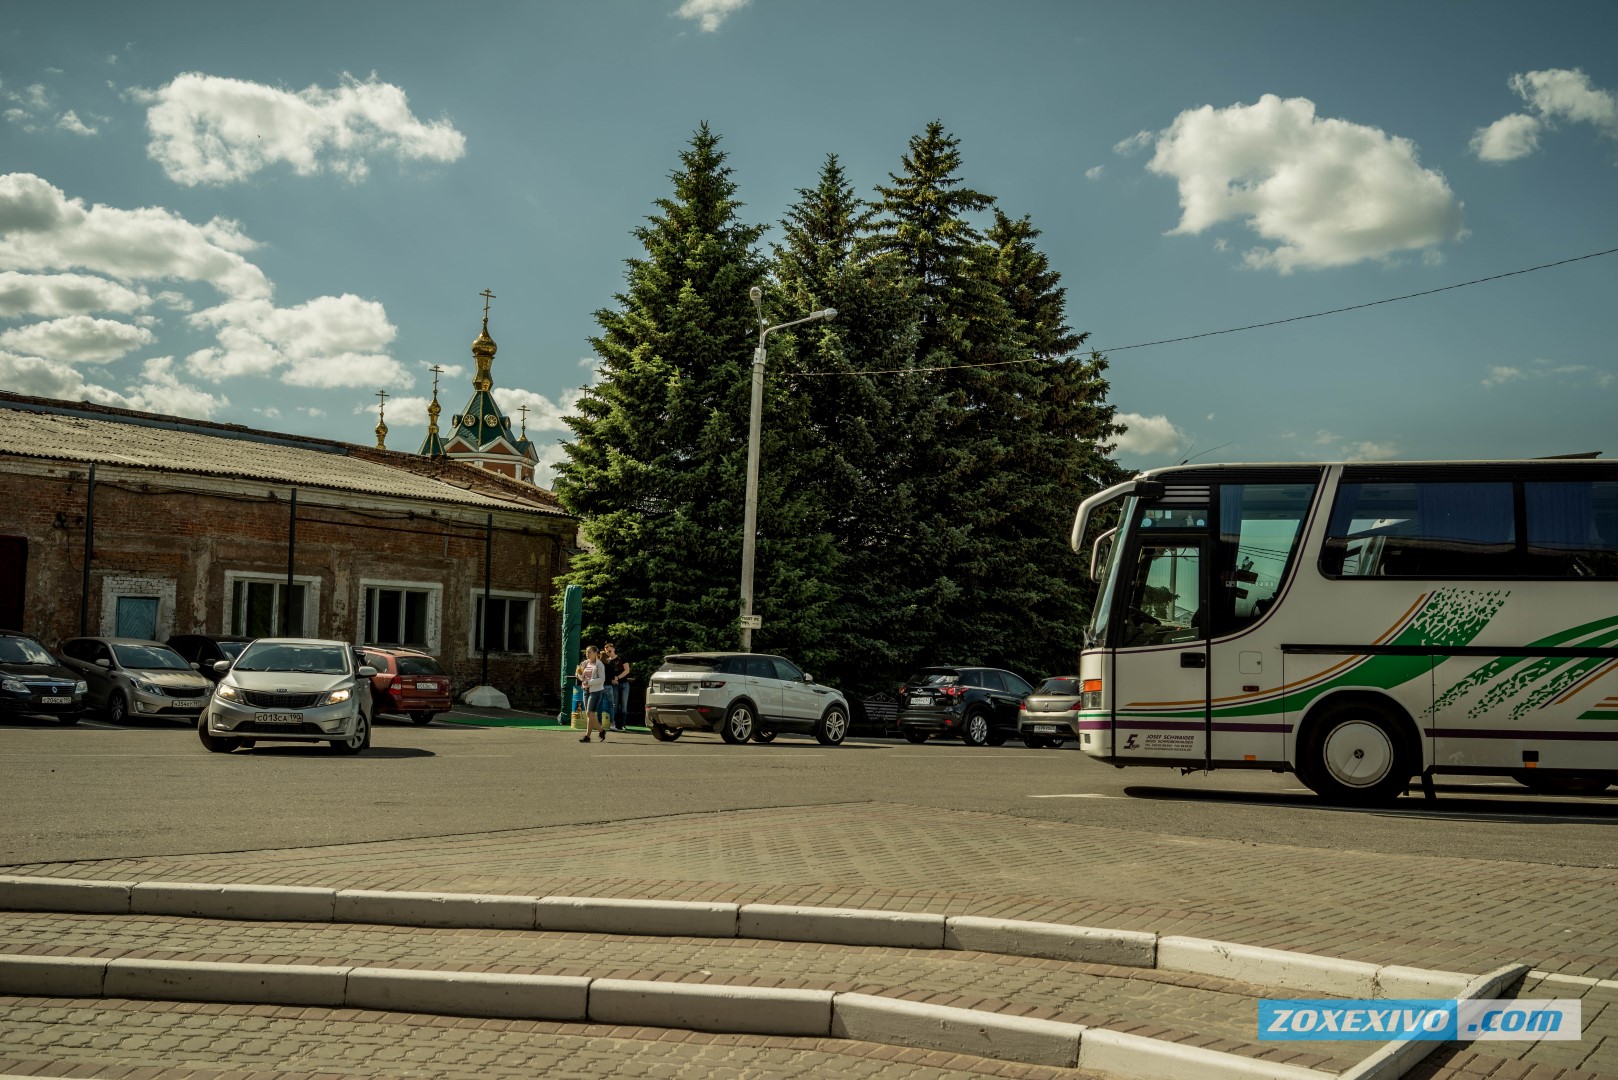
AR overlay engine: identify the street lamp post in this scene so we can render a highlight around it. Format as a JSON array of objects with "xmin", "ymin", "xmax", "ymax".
[{"xmin": 740, "ymin": 286, "xmax": 836, "ymax": 651}]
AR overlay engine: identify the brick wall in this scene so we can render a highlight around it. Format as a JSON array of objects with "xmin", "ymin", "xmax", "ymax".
[{"xmin": 0, "ymin": 462, "xmax": 574, "ymax": 710}]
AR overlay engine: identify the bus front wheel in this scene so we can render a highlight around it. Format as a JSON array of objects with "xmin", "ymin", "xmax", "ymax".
[{"xmin": 1298, "ymin": 702, "xmax": 1414, "ymax": 806}]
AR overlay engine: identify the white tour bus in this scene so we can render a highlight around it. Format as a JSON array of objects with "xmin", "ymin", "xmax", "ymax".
[{"xmin": 1070, "ymin": 460, "xmax": 1618, "ymax": 804}]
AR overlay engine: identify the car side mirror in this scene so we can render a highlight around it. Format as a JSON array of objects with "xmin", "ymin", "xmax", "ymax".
[
  {"xmin": 358, "ymin": 666, "xmax": 377, "ymax": 678},
  {"xmin": 212, "ymin": 660, "xmax": 231, "ymax": 674},
  {"xmin": 95, "ymin": 658, "xmax": 110, "ymax": 668},
  {"xmin": 803, "ymin": 673, "xmax": 815, "ymax": 683},
  {"xmin": 190, "ymin": 662, "xmax": 201, "ymax": 671}
]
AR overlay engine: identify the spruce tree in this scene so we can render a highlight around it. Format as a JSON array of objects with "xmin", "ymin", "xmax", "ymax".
[{"xmin": 555, "ymin": 124, "xmax": 829, "ymax": 663}]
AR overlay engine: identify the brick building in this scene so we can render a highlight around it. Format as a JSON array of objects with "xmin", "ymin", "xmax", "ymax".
[{"xmin": 0, "ymin": 391, "xmax": 577, "ymax": 710}]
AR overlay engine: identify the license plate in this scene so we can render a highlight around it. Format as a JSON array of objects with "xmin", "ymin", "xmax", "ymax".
[
  {"xmin": 911, "ymin": 695, "xmax": 933, "ymax": 706},
  {"xmin": 253, "ymin": 712, "xmax": 304, "ymax": 724},
  {"xmin": 415, "ymin": 682, "xmax": 438, "ymax": 691},
  {"xmin": 1033, "ymin": 725, "xmax": 1059, "ymax": 734},
  {"xmin": 660, "ymin": 682, "xmax": 688, "ymax": 693},
  {"xmin": 40, "ymin": 695, "xmax": 72, "ymax": 705}
]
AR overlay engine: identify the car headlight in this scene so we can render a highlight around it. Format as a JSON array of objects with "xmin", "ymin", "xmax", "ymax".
[
  {"xmin": 325, "ymin": 688, "xmax": 352, "ymax": 705},
  {"xmin": 74, "ymin": 680, "xmax": 88, "ymax": 694},
  {"xmin": 134, "ymin": 680, "xmax": 162, "ymax": 696},
  {"xmin": 214, "ymin": 684, "xmax": 242, "ymax": 702},
  {"xmin": 1, "ymin": 678, "xmax": 24, "ymax": 694}
]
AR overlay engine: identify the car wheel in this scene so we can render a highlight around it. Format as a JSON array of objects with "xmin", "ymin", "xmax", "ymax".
[
  {"xmin": 59, "ymin": 711, "xmax": 82, "ymax": 727},
  {"xmin": 815, "ymin": 705, "xmax": 848, "ymax": 746},
  {"xmin": 106, "ymin": 691, "xmax": 129, "ymax": 725},
  {"xmin": 1511, "ymin": 770, "xmax": 1615, "ymax": 795},
  {"xmin": 196, "ymin": 715, "xmax": 240, "ymax": 754},
  {"xmin": 961, "ymin": 711, "xmax": 992, "ymax": 746},
  {"xmin": 410, "ymin": 711, "xmax": 435, "ymax": 725},
  {"xmin": 1298, "ymin": 702, "xmax": 1414, "ymax": 805},
  {"xmin": 650, "ymin": 722, "xmax": 683, "ymax": 742},
  {"xmin": 752, "ymin": 728, "xmax": 777, "ymax": 743},
  {"xmin": 720, "ymin": 702, "xmax": 755, "ymax": 744},
  {"xmin": 329, "ymin": 710, "xmax": 370, "ymax": 755},
  {"xmin": 1020, "ymin": 733, "xmax": 1043, "ymax": 748},
  {"xmin": 902, "ymin": 729, "xmax": 928, "ymax": 744}
]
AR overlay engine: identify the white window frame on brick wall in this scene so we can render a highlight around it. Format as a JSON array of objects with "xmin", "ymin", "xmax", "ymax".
[
  {"xmin": 223, "ymin": 571, "xmax": 320, "ymax": 638},
  {"xmin": 359, "ymin": 579, "xmax": 443, "ymax": 655},
  {"xmin": 99, "ymin": 575, "xmax": 177, "ymax": 640},
  {"xmin": 467, "ymin": 588, "xmax": 537, "ymax": 657}
]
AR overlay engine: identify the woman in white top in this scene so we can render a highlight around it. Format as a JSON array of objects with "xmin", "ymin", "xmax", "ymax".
[{"xmin": 578, "ymin": 645, "xmax": 607, "ymax": 742}]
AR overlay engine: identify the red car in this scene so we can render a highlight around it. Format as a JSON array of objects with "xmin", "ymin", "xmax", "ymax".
[{"xmin": 358, "ymin": 647, "xmax": 452, "ymax": 724}]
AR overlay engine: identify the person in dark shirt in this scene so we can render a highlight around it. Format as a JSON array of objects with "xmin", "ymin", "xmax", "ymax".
[{"xmin": 602, "ymin": 642, "xmax": 631, "ymax": 731}]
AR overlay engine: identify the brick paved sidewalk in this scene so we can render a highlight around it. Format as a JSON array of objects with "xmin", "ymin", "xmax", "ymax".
[{"xmin": 5, "ymin": 803, "xmax": 1617, "ymax": 1078}]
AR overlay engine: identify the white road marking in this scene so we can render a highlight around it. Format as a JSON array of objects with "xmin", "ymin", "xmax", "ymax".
[
  {"xmin": 1531, "ymin": 971, "xmax": 1618, "ymax": 990},
  {"xmin": 1028, "ymin": 793, "xmax": 1120, "ymax": 799}
]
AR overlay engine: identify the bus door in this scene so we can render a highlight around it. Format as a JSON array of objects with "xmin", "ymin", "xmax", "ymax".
[{"xmin": 1110, "ymin": 532, "xmax": 1211, "ymax": 765}]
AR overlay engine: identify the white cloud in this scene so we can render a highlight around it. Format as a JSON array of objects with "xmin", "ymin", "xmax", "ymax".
[
  {"xmin": 0, "ymin": 173, "xmax": 269, "ymax": 300},
  {"xmin": 494, "ymin": 385, "xmax": 587, "ymax": 434},
  {"xmin": 0, "ymin": 315, "xmax": 154, "ymax": 363},
  {"xmin": 1112, "ymin": 412, "xmax": 1185, "ymax": 456},
  {"xmin": 1143, "ymin": 94, "xmax": 1464, "ymax": 272},
  {"xmin": 675, "ymin": 0, "xmax": 751, "ymax": 32},
  {"xmin": 185, "ymin": 293, "xmax": 406, "ymax": 388},
  {"xmin": 57, "ymin": 110, "xmax": 97, "ymax": 136},
  {"xmin": 1084, "ymin": 165, "xmax": 1104, "ymax": 181},
  {"xmin": 0, "ymin": 349, "xmax": 121, "ymax": 403},
  {"xmin": 1345, "ymin": 441, "xmax": 1399, "ymax": 461},
  {"xmin": 1482, "ymin": 358, "xmax": 1612, "ymax": 389},
  {"xmin": 1113, "ymin": 130, "xmax": 1155, "ymax": 156},
  {"xmin": 122, "ymin": 356, "xmax": 228, "ymax": 417},
  {"xmin": 1475, "ymin": 68, "xmax": 1618, "ymax": 163},
  {"xmin": 1471, "ymin": 113, "xmax": 1542, "ymax": 162},
  {"xmin": 135, "ymin": 72, "xmax": 467, "ymax": 187},
  {"xmin": 0, "ymin": 271, "xmax": 150, "ymax": 317}
]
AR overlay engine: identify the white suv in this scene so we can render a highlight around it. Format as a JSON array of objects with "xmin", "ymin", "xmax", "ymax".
[{"xmin": 645, "ymin": 652, "xmax": 850, "ymax": 746}]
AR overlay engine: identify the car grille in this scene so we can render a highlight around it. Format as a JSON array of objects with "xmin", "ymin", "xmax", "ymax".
[
  {"xmin": 241, "ymin": 690, "xmax": 322, "ymax": 709},
  {"xmin": 29, "ymin": 681, "xmax": 75, "ymax": 695},
  {"xmin": 165, "ymin": 686, "xmax": 209, "ymax": 699},
  {"xmin": 235, "ymin": 721, "xmax": 325, "ymax": 735}
]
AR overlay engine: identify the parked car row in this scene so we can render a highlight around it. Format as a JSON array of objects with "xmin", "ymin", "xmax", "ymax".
[
  {"xmin": 0, "ymin": 628, "xmax": 453, "ymax": 757},
  {"xmin": 643, "ymin": 652, "xmax": 1081, "ymax": 751}
]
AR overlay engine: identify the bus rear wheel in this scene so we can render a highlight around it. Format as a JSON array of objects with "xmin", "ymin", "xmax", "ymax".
[{"xmin": 1298, "ymin": 702, "xmax": 1414, "ymax": 806}]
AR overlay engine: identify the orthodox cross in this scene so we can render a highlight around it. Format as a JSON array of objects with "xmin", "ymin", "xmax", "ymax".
[
  {"xmin": 479, "ymin": 288, "xmax": 496, "ymax": 326},
  {"xmin": 375, "ymin": 387, "xmax": 389, "ymax": 415},
  {"xmin": 517, "ymin": 403, "xmax": 530, "ymax": 438},
  {"xmin": 429, "ymin": 364, "xmax": 444, "ymax": 397}
]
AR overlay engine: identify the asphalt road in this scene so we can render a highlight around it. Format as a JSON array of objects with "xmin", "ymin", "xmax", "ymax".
[{"xmin": 3, "ymin": 711, "xmax": 1617, "ymax": 869}]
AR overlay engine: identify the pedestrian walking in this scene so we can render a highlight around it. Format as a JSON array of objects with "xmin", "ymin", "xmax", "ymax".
[
  {"xmin": 577, "ymin": 645, "xmax": 607, "ymax": 742},
  {"xmin": 603, "ymin": 642, "xmax": 631, "ymax": 730}
]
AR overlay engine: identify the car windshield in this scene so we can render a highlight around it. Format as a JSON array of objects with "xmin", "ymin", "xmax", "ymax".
[
  {"xmin": 233, "ymin": 643, "xmax": 350, "ymax": 674},
  {"xmin": 396, "ymin": 655, "xmax": 445, "ymax": 676},
  {"xmin": 112, "ymin": 644, "xmax": 192, "ymax": 671},
  {"xmin": 219, "ymin": 641, "xmax": 248, "ymax": 660},
  {"xmin": 0, "ymin": 636, "xmax": 55, "ymax": 665},
  {"xmin": 1036, "ymin": 677, "xmax": 1082, "ymax": 695}
]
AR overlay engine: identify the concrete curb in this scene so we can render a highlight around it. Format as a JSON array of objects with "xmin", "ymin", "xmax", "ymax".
[
  {"xmin": 537, "ymin": 896, "xmax": 739, "ymax": 938},
  {"xmin": 738, "ymin": 902, "xmax": 946, "ymax": 948},
  {"xmin": 0, "ymin": 874, "xmax": 134, "ymax": 914},
  {"xmin": 1339, "ymin": 961, "xmax": 1531, "ymax": 1080},
  {"xmin": 333, "ymin": 888, "xmax": 538, "ymax": 929},
  {"xmin": 831, "ymin": 991, "xmax": 1084, "ymax": 1068},
  {"xmin": 1157, "ymin": 935, "xmax": 1383, "ymax": 997},
  {"xmin": 131, "ymin": 881, "xmax": 336, "ymax": 922},
  {"xmin": 0, "ymin": 952, "xmax": 1343, "ymax": 1078},
  {"xmin": 946, "ymin": 915, "xmax": 1157, "ymax": 967}
]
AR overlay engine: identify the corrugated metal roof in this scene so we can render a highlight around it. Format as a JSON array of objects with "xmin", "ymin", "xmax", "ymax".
[{"xmin": 0, "ymin": 404, "xmax": 566, "ymax": 515}]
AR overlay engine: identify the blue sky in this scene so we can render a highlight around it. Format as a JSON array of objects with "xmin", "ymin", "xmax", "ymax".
[{"xmin": 2, "ymin": 0, "xmax": 1615, "ymax": 483}]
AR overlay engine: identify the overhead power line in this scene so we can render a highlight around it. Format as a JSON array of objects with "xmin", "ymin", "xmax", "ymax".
[{"xmin": 792, "ymin": 245, "xmax": 1618, "ymax": 377}]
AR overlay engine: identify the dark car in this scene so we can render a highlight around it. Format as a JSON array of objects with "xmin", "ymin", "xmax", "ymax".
[
  {"xmin": 896, "ymin": 666, "xmax": 1034, "ymax": 746},
  {"xmin": 58, "ymin": 636, "xmax": 214, "ymax": 724},
  {"xmin": 167, "ymin": 634, "xmax": 255, "ymax": 683},
  {"xmin": 357, "ymin": 646, "xmax": 453, "ymax": 724},
  {"xmin": 0, "ymin": 629, "xmax": 88, "ymax": 724}
]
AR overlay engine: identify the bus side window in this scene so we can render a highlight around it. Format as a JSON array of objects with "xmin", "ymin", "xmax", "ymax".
[{"xmin": 1214, "ymin": 483, "xmax": 1313, "ymax": 635}]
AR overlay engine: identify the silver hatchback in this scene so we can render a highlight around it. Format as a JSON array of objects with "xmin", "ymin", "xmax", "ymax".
[
  {"xmin": 1016, "ymin": 676, "xmax": 1083, "ymax": 748},
  {"xmin": 200, "ymin": 638, "xmax": 375, "ymax": 755}
]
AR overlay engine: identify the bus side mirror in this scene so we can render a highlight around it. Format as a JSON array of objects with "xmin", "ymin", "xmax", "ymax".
[
  {"xmin": 1089, "ymin": 526, "xmax": 1118, "ymax": 582},
  {"xmin": 1133, "ymin": 479, "xmax": 1165, "ymax": 502}
]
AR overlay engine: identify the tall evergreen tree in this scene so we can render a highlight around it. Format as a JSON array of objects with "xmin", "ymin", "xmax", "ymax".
[
  {"xmin": 768, "ymin": 155, "xmax": 926, "ymax": 692},
  {"xmin": 555, "ymin": 125, "xmax": 833, "ymax": 663}
]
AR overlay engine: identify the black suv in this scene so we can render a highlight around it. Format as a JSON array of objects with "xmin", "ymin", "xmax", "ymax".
[
  {"xmin": 167, "ymin": 634, "xmax": 255, "ymax": 683},
  {"xmin": 0, "ymin": 629, "xmax": 88, "ymax": 724},
  {"xmin": 896, "ymin": 666, "xmax": 1034, "ymax": 746}
]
